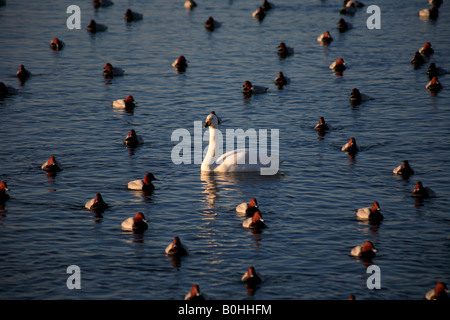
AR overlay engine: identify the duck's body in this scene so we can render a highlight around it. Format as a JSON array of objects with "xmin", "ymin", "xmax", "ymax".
[
  {"xmin": 274, "ymin": 72, "xmax": 290, "ymax": 86},
  {"xmin": 411, "ymin": 181, "xmax": 436, "ymax": 199},
  {"xmin": 341, "ymin": 137, "xmax": 359, "ymax": 154},
  {"xmin": 330, "ymin": 58, "xmax": 346, "ymax": 72},
  {"xmin": 127, "ymin": 173, "xmax": 158, "ymax": 191},
  {"xmin": 184, "ymin": 0, "xmax": 197, "ymax": 10},
  {"xmin": 393, "ymin": 160, "xmax": 414, "ymax": 176},
  {"xmin": 16, "ymin": 65, "xmax": 31, "ymax": 82},
  {"xmin": 241, "ymin": 266, "xmax": 262, "ymax": 287},
  {"xmin": 356, "ymin": 201, "xmax": 383, "ymax": 222},
  {"xmin": 121, "ymin": 212, "xmax": 148, "ymax": 231},
  {"xmin": 165, "ymin": 237, "xmax": 188, "ymax": 256},
  {"xmin": 87, "ymin": 20, "xmax": 108, "ymax": 33},
  {"xmin": 103, "ymin": 63, "xmax": 124, "ymax": 78},
  {"xmin": 50, "ymin": 38, "xmax": 64, "ymax": 51},
  {"xmin": 340, "ymin": 2, "xmax": 356, "ymax": 15},
  {"xmin": 242, "ymin": 81, "xmax": 268, "ymax": 94},
  {"xmin": 337, "ymin": 18, "xmax": 352, "ymax": 32},
  {"xmin": 112, "ymin": 95, "xmax": 135, "ymax": 110},
  {"xmin": 426, "ymin": 76, "xmax": 442, "ymax": 92},
  {"xmin": 242, "ymin": 210, "xmax": 266, "ymax": 229},
  {"xmin": 85, "ymin": 193, "xmax": 108, "ymax": 211},
  {"xmin": 0, "ymin": 181, "xmax": 10, "ymax": 203},
  {"xmin": 41, "ymin": 156, "xmax": 62, "ymax": 173},
  {"xmin": 93, "ymin": 0, "xmax": 114, "ymax": 8},
  {"xmin": 201, "ymin": 112, "xmax": 281, "ymax": 175},
  {"xmin": 420, "ymin": 42, "xmax": 434, "ymax": 56},
  {"xmin": 426, "ymin": 63, "xmax": 447, "ymax": 78},
  {"xmin": 123, "ymin": 129, "xmax": 144, "ymax": 147},
  {"xmin": 236, "ymin": 198, "xmax": 259, "ymax": 216},
  {"xmin": 317, "ymin": 31, "xmax": 333, "ymax": 44},
  {"xmin": 425, "ymin": 282, "xmax": 449, "ymax": 300},
  {"xmin": 351, "ymin": 241, "xmax": 377, "ymax": 259},
  {"xmin": 314, "ymin": 117, "xmax": 330, "ymax": 131},
  {"xmin": 204, "ymin": 17, "xmax": 221, "ymax": 31},
  {"xmin": 252, "ymin": 7, "xmax": 265, "ymax": 21},
  {"xmin": 125, "ymin": 9, "xmax": 143, "ymax": 22},
  {"xmin": 349, "ymin": 88, "xmax": 370, "ymax": 104},
  {"xmin": 419, "ymin": 6, "xmax": 439, "ymax": 19},
  {"xmin": 172, "ymin": 56, "xmax": 188, "ymax": 72},
  {"xmin": 411, "ymin": 52, "xmax": 425, "ymax": 68},
  {"xmin": 277, "ymin": 42, "xmax": 294, "ymax": 58}
]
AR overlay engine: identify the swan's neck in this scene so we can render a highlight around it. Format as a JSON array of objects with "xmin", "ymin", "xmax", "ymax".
[{"xmin": 202, "ymin": 127, "xmax": 218, "ymax": 170}]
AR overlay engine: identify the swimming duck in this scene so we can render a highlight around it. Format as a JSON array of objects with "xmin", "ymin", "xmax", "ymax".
[
  {"xmin": 204, "ymin": 17, "xmax": 221, "ymax": 31},
  {"xmin": 41, "ymin": 156, "xmax": 62, "ymax": 173},
  {"xmin": 411, "ymin": 181, "xmax": 436, "ymax": 199},
  {"xmin": 16, "ymin": 65, "xmax": 31, "ymax": 82},
  {"xmin": 426, "ymin": 76, "xmax": 442, "ymax": 92},
  {"xmin": 277, "ymin": 42, "xmax": 294, "ymax": 58},
  {"xmin": 425, "ymin": 282, "xmax": 449, "ymax": 300},
  {"xmin": 184, "ymin": 0, "xmax": 197, "ymax": 10},
  {"xmin": 241, "ymin": 266, "xmax": 262, "ymax": 287},
  {"xmin": 317, "ymin": 31, "xmax": 333, "ymax": 44},
  {"xmin": 252, "ymin": 7, "xmax": 265, "ymax": 21},
  {"xmin": 165, "ymin": 236, "xmax": 188, "ymax": 256},
  {"xmin": 0, "ymin": 181, "xmax": 10, "ymax": 203},
  {"xmin": 242, "ymin": 210, "xmax": 266, "ymax": 229},
  {"xmin": 419, "ymin": 42, "xmax": 434, "ymax": 56},
  {"xmin": 411, "ymin": 52, "xmax": 425, "ymax": 68},
  {"xmin": 429, "ymin": 0, "xmax": 443, "ymax": 8},
  {"xmin": 337, "ymin": 18, "xmax": 352, "ymax": 32},
  {"xmin": 242, "ymin": 81, "xmax": 268, "ymax": 94},
  {"xmin": 274, "ymin": 72, "xmax": 290, "ymax": 86},
  {"xmin": 112, "ymin": 95, "xmax": 135, "ymax": 110},
  {"xmin": 236, "ymin": 198, "xmax": 259, "ymax": 216},
  {"xmin": 343, "ymin": 0, "xmax": 365, "ymax": 7},
  {"xmin": 49, "ymin": 38, "xmax": 64, "ymax": 51},
  {"xmin": 93, "ymin": 0, "xmax": 114, "ymax": 8},
  {"xmin": 314, "ymin": 117, "xmax": 330, "ymax": 131},
  {"xmin": 125, "ymin": 9, "xmax": 143, "ymax": 22},
  {"xmin": 127, "ymin": 172, "xmax": 158, "ymax": 191},
  {"xmin": 103, "ymin": 63, "xmax": 124, "ymax": 78},
  {"xmin": 85, "ymin": 193, "xmax": 108, "ymax": 211},
  {"xmin": 350, "ymin": 241, "xmax": 377, "ymax": 259},
  {"xmin": 86, "ymin": 20, "xmax": 108, "ymax": 33},
  {"xmin": 356, "ymin": 201, "xmax": 383, "ymax": 222},
  {"xmin": 185, "ymin": 284, "xmax": 205, "ymax": 300},
  {"xmin": 172, "ymin": 56, "xmax": 188, "ymax": 72},
  {"xmin": 262, "ymin": 0, "xmax": 273, "ymax": 11},
  {"xmin": 121, "ymin": 212, "xmax": 148, "ymax": 231},
  {"xmin": 349, "ymin": 88, "xmax": 370, "ymax": 105},
  {"xmin": 341, "ymin": 137, "xmax": 359, "ymax": 154},
  {"xmin": 0, "ymin": 82, "xmax": 17, "ymax": 98},
  {"xmin": 393, "ymin": 160, "xmax": 414, "ymax": 176},
  {"xmin": 340, "ymin": 2, "xmax": 356, "ymax": 15},
  {"xmin": 330, "ymin": 58, "xmax": 346, "ymax": 72},
  {"xmin": 426, "ymin": 63, "xmax": 447, "ymax": 78},
  {"xmin": 418, "ymin": 6, "xmax": 439, "ymax": 19},
  {"xmin": 123, "ymin": 129, "xmax": 144, "ymax": 147}
]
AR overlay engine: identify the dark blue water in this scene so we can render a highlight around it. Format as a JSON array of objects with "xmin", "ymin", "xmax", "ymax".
[{"xmin": 0, "ymin": 0, "xmax": 449, "ymax": 300}]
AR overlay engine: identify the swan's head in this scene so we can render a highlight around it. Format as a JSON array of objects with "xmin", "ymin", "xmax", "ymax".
[{"xmin": 204, "ymin": 111, "xmax": 220, "ymax": 128}]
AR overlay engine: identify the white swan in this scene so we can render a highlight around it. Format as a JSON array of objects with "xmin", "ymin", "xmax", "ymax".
[{"xmin": 201, "ymin": 112, "xmax": 282, "ymax": 175}]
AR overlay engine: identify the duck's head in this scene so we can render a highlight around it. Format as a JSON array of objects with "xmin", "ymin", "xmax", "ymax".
[
  {"xmin": 324, "ymin": 31, "xmax": 331, "ymax": 38},
  {"xmin": 336, "ymin": 57, "xmax": 345, "ymax": 66},
  {"xmin": 243, "ymin": 81, "xmax": 253, "ymax": 92},
  {"xmin": 190, "ymin": 284, "xmax": 201, "ymax": 297},
  {"xmin": 143, "ymin": 172, "xmax": 158, "ymax": 184},
  {"xmin": 319, "ymin": 117, "xmax": 326, "ymax": 125},
  {"xmin": 349, "ymin": 137, "xmax": 357, "ymax": 147},
  {"xmin": 361, "ymin": 241, "xmax": 376, "ymax": 254},
  {"xmin": 125, "ymin": 95, "xmax": 135, "ymax": 104},
  {"xmin": 247, "ymin": 266, "xmax": 258, "ymax": 278},
  {"xmin": 401, "ymin": 160, "xmax": 411, "ymax": 170},
  {"xmin": 104, "ymin": 63, "xmax": 113, "ymax": 72},
  {"xmin": 371, "ymin": 201, "xmax": 380, "ymax": 213},
  {"xmin": 0, "ymin": 181, "xmax": 8, "ymax": 191},
  {"xmin": 252, "ymin": 210, "xmax": 264, "ymax": 224},
  {"xmin": 133, "ymin": 212, "xmax": 147, "ymax": 224},
  {"xmin": 435, "ymin": 282, "xmax": 449, "ymax": 297},
  {"xmin": 413, "ymin": 181, "xmax": 424, "ymax": 193},
  {"xmin": 278, "ymin": 42, "xmax": 287, "ymax": 51},
  {"xmin": 204, "ymin": 111, "xmax": 220, "ymax": 128},
  {"xmin": 350, "ymin": 88, "xmax": 361, "ymax": 100},
  {"xmin": 249, "ymin": 198, "xmax": 258, "ymax": 208},
  {"xmin": 88, "ymin": 20, "xmax": 97, "ymax": 28}
]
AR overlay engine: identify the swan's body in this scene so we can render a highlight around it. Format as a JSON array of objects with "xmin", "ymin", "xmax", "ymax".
[{"xmin": 201, "ymin": 112, "xmax": 281, "ymax": 175}]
